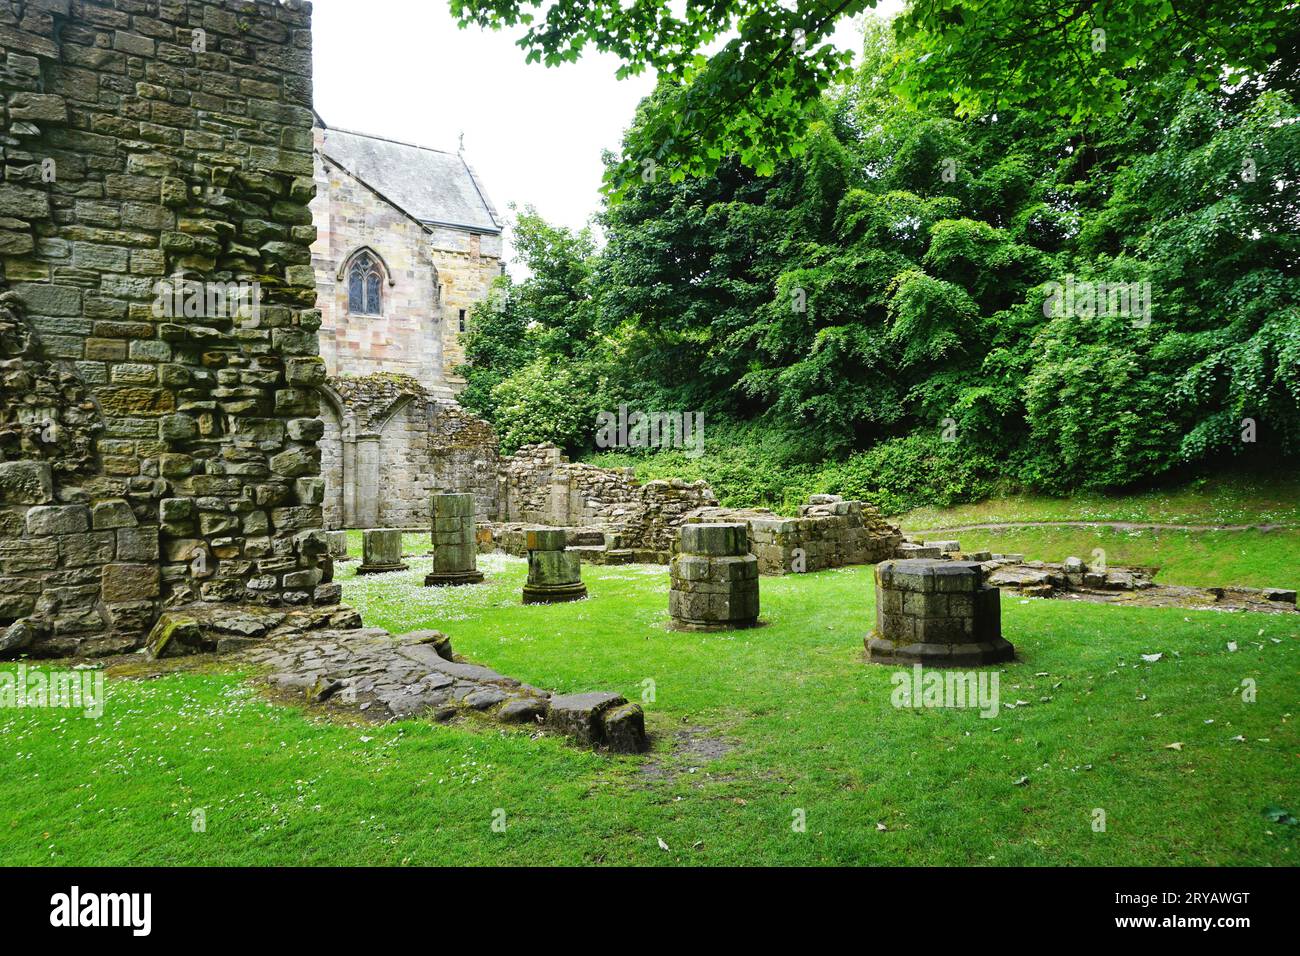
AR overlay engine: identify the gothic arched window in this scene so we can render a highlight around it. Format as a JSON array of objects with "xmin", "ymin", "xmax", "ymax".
[{"xmin": 347, "ymin": 252, "xmax": 383, "ymax": 315}]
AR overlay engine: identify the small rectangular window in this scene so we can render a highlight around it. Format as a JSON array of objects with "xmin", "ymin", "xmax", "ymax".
[{"xmin": 458, "ymin": 309, "xmax": 466, "ymax": 333}]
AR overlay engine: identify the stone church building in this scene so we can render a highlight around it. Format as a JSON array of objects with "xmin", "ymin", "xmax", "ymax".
[{"xmin": 308, "ymin": 119, "xmax": 505, "ymax": 529}]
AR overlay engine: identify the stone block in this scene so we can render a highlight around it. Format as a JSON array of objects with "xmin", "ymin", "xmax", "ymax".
[
  {"xmin": 287, "ymin": 418, "xmax": 325, "ymax": 442},
  {"xmin": 101, "ymin": 563, "xmax": 160, "ymax": 602},
  {"xmin": 92, "ymin": 499, "xmax": 137, "ymax": 530},
  {"xmin": 0, "ymin": 462, "xmax": 54, "ymax": 505},
  {"xmin": 525, "ymin": 527, "xmax": 567, "ymax": 552},
  {"xmin": 499, "ymin": 697, "xmax": 549, "ymax": 723},
  {"xmin": 324, "ymin": 531, "xmax": 350, "ymax": 560},
  {"xmin": 358, "ymin": 529, "xmax": 407, "ymax": 575},
  {"xmin": 546, "ymin": 691, "xmax": 625, "ymax": 748},
  {"xmin": 145, "ymin": 613, "xmax": 213, "ymax": 659},
  {"xmin": 58, "ymin": 533, "xmax": 115, "ymax": 568},
  {"xmin": 26, "ymin": 505, "xmax": 90, "ymax": 536},
  {"xmin": 681, "ymin": 522, "xmax": 748, "ymax": 557},
  {"xmin": 601, "ymin": 703, "xmax": 649, "ymax": 753},
  {"xmin": 116, "ymin": 526, "xmax": 160, "ymax": 562},
  {"xmin": 924, "ymin": 540, "xmax": 962, "ymax": 553},
  {"xmin": 432, "ymin": 493, "xmax": 475, "ymax": 518}
]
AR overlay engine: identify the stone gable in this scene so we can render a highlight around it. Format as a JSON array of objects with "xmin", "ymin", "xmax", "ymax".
[{"xmin": 310, "ymin": 126, "xmax": 503, "ymax": 397}]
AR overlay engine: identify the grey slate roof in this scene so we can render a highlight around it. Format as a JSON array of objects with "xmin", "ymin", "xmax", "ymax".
[{"xmin": 318, "ymin": 125, "xmax": 502, "ymax": 234}]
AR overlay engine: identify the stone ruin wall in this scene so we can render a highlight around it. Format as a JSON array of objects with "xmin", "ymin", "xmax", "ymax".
[
  {"xmin": 322, "ymin": 419, "xmax": 905, "ymax": 571},
  {"xmin": 497, "ymin": 442, "xmax": 716, "ymax": 553},
  {"xmin": 683, "ymin": 494, "xmax": 904, "ymax": 575},
  {"xmin": 317, "ymin": 371, "xmax": 499, "ymax": 530},
  {"xmin": 0, "ymin": 0, "xmax": 333, "ymax": 657}
]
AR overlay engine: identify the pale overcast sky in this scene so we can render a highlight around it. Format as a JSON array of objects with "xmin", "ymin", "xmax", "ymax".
[{"xmin": 311, "ymin": 1, "xmax": 904, "ymax": 270}]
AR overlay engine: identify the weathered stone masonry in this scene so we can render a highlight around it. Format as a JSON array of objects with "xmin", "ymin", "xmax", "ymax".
[
  {"xmin": 317, "ymin": 371, "xmax": 499, "ymax": 529},
  {"xmin": 1, "ymin": 0, "xmax": 334, "ymax": 656}
]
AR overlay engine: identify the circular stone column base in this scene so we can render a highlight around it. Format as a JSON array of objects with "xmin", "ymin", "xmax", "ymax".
[
  {"xmin": 866, "ymin": 634, "xmax": 1015, "ymax": 667},
  {"xmin": 356, "ymin": 562, "xmax": 409, "ymax": 576},
  {"xmin": 522, "ymin": 582, "xmax": 587, "ymax": 604},
  {"xmin": 424, "ymin": 570, "xmax": 485, "ymax": 587}
]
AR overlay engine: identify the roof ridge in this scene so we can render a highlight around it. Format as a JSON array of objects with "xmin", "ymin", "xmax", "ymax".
[
  {"xmin": 325, "ymin": 124, "xmax": 458, "ymax": 157},
  {"xmin": 458, "ymin": 153, "xmax": 501, "ymax": 231}
]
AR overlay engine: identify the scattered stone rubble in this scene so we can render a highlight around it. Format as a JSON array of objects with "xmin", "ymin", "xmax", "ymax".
[
  {"xmin": 481, "ymin": 522, "xmax": 660, "ymax": 564},
  {"xmin": 482, "ymin": 493, "xmax": 907, "ymax": 574},
  {"xmin": 683, "ymin": 494, "xmax": 902, "ymax": 574},
  {"xmin": 894, "ymin": 537, "xmax": 1299, "ymax": 614}
]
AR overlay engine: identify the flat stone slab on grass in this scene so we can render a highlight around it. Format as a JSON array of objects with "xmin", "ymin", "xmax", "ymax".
[{"xmin": 234, "ymin": 629, "xmax": 648, "ymax": 752}]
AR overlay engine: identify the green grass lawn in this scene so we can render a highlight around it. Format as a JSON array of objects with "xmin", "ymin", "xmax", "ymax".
[
  {"xmin": 945, "ymin": 527, "xmax": 1300, "ymax": 592},
  {"xmin": 2, "ymin": 554, "xmax": 1296, "ymax": 866},
  {"xmin": 898, "ymin": 472, "xmax": 1300, "ymax": 530},
  {"xmin": 892, "ymin": 473, "xmax": 1300, "ymax": 591}
]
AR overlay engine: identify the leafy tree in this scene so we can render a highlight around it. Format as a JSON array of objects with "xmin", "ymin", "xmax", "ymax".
[
  {"xmin": 456, "ymin": 204, "xmax": 599, "ymax": 423},
  {"xmin": 452, "ymin": 0, "xmax": 1296, "ymax": 190},
  {"xmin": 454, "ymin": 10, "xmax": 1299, "ymax": 505},
  {"xmin": 893, "ymin": 0, "xmax": 1297, "ymax": 120}
]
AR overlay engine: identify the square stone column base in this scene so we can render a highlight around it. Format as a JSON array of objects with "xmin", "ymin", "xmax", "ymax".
[
  {"xmin": 356, "ymin": 561, "xmax": 410, "ymax": 576},
  {"xmin": 668, "ymin": 616, "xmax": 762, "ymax": 633},
  {"xmin": 424, "ymin": 570, "xmax": 485, "ymax": 587},
  {"xmin": 522, "ymin": 582, "xmax": 588, "ymax": 604},
  {"xmin": 866, "ymin": 634, "xmax": 1015, "ymax": 667}
]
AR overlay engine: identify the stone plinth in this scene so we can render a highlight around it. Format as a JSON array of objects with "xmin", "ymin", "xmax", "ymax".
[
  {"xmin": 357, "ymin": 529, "xmax": 408, "ymax": 575},
  {"xmin": 425, "ymin": 493, "xmax": 484, "ymax": 586},
  {"xmin": 669, "ymin": 523, "xmax": 760, "ymax": 631},
  {"xmin": 522, "ymin": 528, "xmax": 587, "ymax": 604},
  {"xmin": 866, "ymin": 559, "xmax": 1013, "ymax": 666},
  {"xmin": 325, "ymin": 531, "xmax": 352, "ymax": 562}
]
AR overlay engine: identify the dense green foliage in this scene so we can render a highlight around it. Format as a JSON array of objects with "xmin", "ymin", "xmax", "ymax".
[
  {"xmin": 892, "ymin": 0, "xmax": 1297, "ymax": 121},
  {"xmin": 451, "ymin": 0, "xmax": 1296, "ymax": 194},
  {"xmin": 458, "ymin": 10, "xmax": 1299, "ymax": 512}
]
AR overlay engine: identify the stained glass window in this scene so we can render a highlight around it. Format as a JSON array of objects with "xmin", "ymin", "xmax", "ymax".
[{"xmin": 347, "ymin": 252, "xmax": 382, "ymax": 315}]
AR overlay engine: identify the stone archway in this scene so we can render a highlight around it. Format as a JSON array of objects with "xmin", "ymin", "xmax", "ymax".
[
  {"xmin": 319, "ymin": 395, "xmax": 345, "ymax": 530},
  {"xmin": 374, "ymin": 395, "xmax": 423, "ymax": 527},
  {"xmin": 316, "ymin": 384, "xmax": 361, "ymax": 529}
]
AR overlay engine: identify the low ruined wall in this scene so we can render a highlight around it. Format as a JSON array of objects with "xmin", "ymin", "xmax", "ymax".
[
  {"xmin": 1, "ymin": 0, "xmax": 331, "ymax": 657},
  {"xmin": 497, "ymin": 443, "xmax": 716, "ymax": 552},
  {"xmin": 317, "ymin": 372, "xmax": 499, "ymax": 530},
  {"xmin": 684, "ymin": 495, "xmax": 903, "ymax": 575}
]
